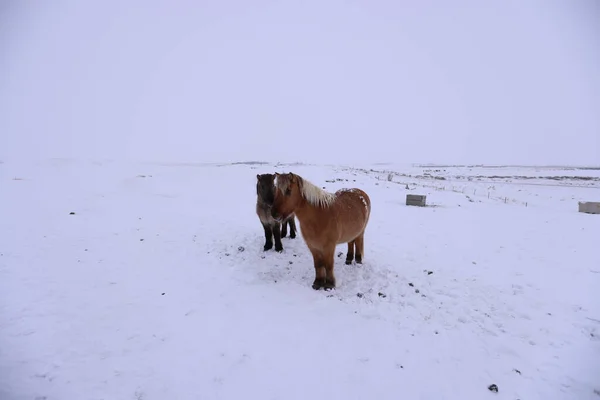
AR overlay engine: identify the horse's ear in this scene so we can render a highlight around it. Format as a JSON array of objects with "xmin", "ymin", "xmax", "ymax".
[
  {"xmin": 274, "ymin": 172, "xmax": 279, "ymax": 176},
  {"xmin": 257, "ymin": 174, "xmax": 260, "ymax": 180}
]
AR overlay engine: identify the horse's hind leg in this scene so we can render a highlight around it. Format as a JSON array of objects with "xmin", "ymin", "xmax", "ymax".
[
  {"xmin": 355, "ymin": 232, "xmax": 365, "ymax": 264},
  {"xmin": 345, "ymin": 240, "xmax": 355, "ymax": 265},
  {"xmin": 272, "ymin": 223, "xmax": 283, "ymax": 252},
  {"xmin": 262, "ymin": 223, "xmax": 273, "ymax": 251}
]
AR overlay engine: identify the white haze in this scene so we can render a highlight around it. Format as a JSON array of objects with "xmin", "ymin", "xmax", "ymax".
[{"xmin": 1, "ymin": 0, "xmax": 599, "ymax": 166}]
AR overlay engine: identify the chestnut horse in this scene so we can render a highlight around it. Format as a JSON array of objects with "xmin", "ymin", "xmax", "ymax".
[
  {"xmin": 256, "ymin": 173, "xmax": 297, "ymax": 252},
  {"xmin": 271, "ymin": 172, "xmax": 371, "ymax": 290}
]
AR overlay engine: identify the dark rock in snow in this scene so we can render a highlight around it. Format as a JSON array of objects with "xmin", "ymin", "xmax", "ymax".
[{"xmin": 488, "ymin": 384, "xmax": 498, "ymax": 393}]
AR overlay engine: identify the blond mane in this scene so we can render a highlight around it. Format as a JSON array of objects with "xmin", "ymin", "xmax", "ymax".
[{"xmin": 276, "ymin": 173, "xmax": 336, "ymax": 208}]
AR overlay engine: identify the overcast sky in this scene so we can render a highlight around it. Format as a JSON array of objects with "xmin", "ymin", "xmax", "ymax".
[{"xmin": 1, "ymin": 0, "xmax": 598, "ymax": 166}]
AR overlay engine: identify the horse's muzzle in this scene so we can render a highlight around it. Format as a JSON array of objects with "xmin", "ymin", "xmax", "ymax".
[{"xmin": 271, "ymin": 209, "xmax": 281, "ymax": 221}]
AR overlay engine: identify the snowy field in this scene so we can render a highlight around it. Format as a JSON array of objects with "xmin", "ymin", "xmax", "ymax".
[{"xmin": 1, "ymin": 158, "xmax": 599, "ymax": 400}]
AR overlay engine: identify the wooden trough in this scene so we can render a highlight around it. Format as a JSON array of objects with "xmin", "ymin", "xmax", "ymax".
[
  {"xmin": 406, "ymin": 194, "xmax": 427, "ymax": 207},
  {"xmin": 578, "ymin": 201, "xmax": 600, "ymax": 214}
]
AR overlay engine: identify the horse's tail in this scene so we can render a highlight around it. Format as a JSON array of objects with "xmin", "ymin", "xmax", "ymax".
[{"xmin": 361, "ymin": 190, "xmax": 372, "ymax": 227}]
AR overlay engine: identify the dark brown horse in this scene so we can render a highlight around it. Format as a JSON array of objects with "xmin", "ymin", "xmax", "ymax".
[
  {"xmin": 256, "ymin": 173, "xmax": 296, "ymax": 252},
  {"xmin": 271, "ymin": 172, "xmax": 371, "ymax": 290}
]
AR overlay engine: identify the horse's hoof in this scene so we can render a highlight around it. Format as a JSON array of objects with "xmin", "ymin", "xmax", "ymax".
[
  {"xmin": 355, "ymin": 256, "xmax": 363, "ymax": 264},
  {"xmin": 264, "ymin": 244, "xmax": 273, "ymax": 251},
  {"xmin": 345, "ymin": 259, "xmax": 353, "ymax": 265},
  {"xmin": 324, "ymin": 280, "xmax": 336, "ymax": 290},
  {"xmin": 312, "ymin": 281, "xmax": 324, "ymax": 290},
  {"xmin": 290, "ymin": 234, "xmax": 296, "ymax": 239}
]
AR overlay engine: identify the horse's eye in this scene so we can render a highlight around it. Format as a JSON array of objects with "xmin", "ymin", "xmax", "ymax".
[{"xmin": 285, "ymin": 188, "xmax": 291, "ymax": 196}]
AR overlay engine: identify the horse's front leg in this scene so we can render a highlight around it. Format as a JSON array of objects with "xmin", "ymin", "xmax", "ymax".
[
  {"xmin": 262, "ymin": 223, "xmax": 273, "ymax": 251},
  {"xmin": 281, "ymin": 220, "xmax": 288, "ymax": 238},
  {"xmin": 323, "ymin": 249, "xmax": 336, "ymax": 290},
  {"xmin": 310, "ymin": 249, "xmax": 326, "ymax": 290},
  {"xmin": 288, "ymin": 217, "xmax": 297, "ymax": 239},
  {"xmin": 272, "ymin": 223, "xmax": 283, "ymax": 252}
]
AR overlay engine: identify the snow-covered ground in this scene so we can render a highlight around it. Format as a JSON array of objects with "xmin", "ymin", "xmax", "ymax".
[{"xmin": 1, "ymin": 159, "xmax": 599, "ymax": 400}]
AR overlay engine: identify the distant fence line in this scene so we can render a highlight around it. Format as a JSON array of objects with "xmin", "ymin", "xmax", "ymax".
[{"xmin": 353, "ymin": 168, "xmax": 530, "ymax": 207}]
